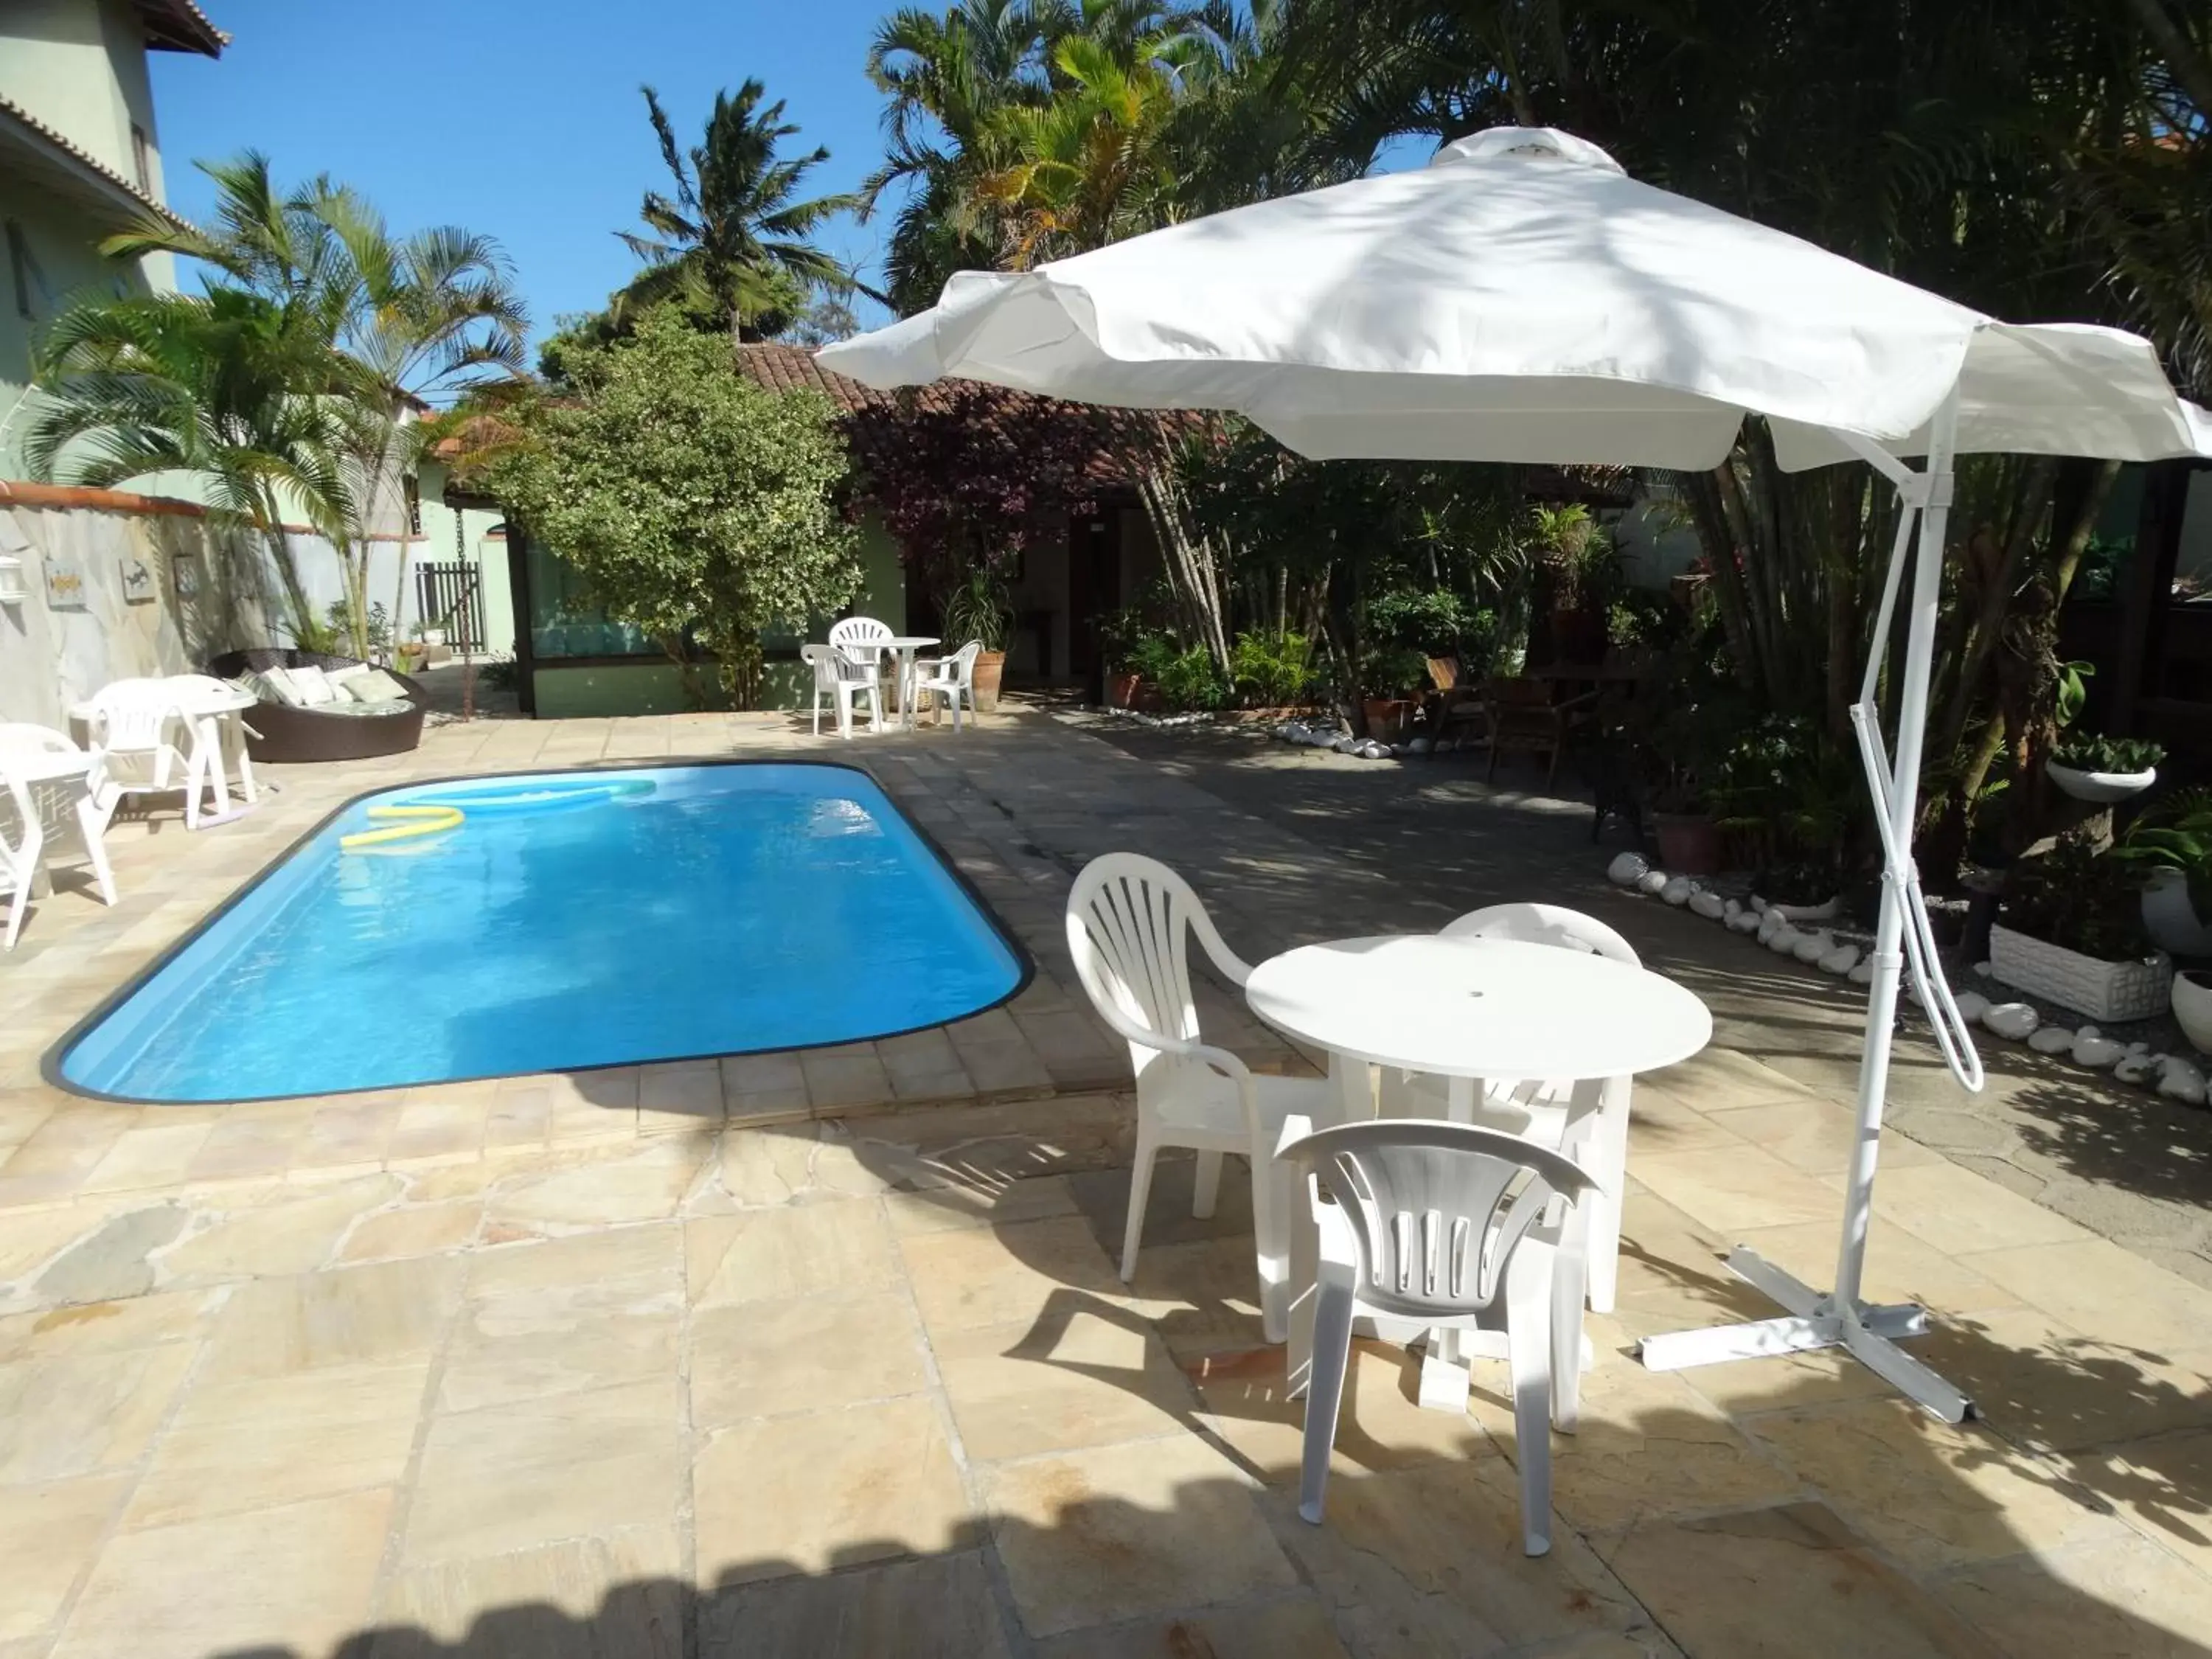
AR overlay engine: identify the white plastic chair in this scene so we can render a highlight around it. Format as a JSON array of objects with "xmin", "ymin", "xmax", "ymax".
[
  {"xmin": 80, "ymin": 678, "xmax": 213, "ymax": 830},
  {"xmin": 1276, "ymin": 1115, "xmax": 1598, "ymax": 1555},
  {"xmin": 914, "ymin": 640, "xmax": 982, "ymax": 729},
  {"xmin": 1382, "ymin": 902, "xmax": 1638, "ymax": 1314},
  {"xmin": 0, "ymin": 726, "xmax": 119, "ymax": 950},
  {"xmin": 1065, "ymin": 852, "xmax": 1329, "ymax": 1342},
  {"xmin": 801, "ymin": 644, "xmax": 883, "ymax": 739}
]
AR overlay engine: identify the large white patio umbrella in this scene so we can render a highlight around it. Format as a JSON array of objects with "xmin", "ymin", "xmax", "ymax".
[{"xmin": 820, "ymin": 127, "xmax": 2212, "ymax": 1422}]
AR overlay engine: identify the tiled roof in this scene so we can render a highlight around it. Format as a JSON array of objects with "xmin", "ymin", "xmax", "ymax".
[
  {"xmin": 137, "ymin": 0, "xmax": 228, "ymax": 55},
  {"xmin": 0, "ymin": 97, "xmax": 193, "ymax": 233},
  {"xmin": 734, "ymin": 342, "xmax": 1176, "ymax": 491},
  {"xmin": 735, "ymin": 342, "xmax": 1634, "ymax": 506}
]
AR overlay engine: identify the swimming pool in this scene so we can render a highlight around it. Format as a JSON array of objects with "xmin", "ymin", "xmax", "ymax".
[{"xmin": 57, "ymin": 763, "xmax": 1027, "ymax": 1103}]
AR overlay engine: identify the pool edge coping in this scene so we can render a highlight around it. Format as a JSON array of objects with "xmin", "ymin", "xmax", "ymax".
[{"xmin": 42, "ymin": 756, "xmax": 1038, "ymax": 1107}]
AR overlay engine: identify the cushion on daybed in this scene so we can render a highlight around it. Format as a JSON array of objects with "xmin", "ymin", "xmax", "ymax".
[{"xmin": 342, "ymin": 668, "xmax": 411, "ymax": 703}]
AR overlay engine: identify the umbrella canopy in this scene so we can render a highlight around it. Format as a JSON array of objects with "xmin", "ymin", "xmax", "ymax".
[{"xmin": 821, "ymin": 128, "xmax": 2210, "ymax": 472}]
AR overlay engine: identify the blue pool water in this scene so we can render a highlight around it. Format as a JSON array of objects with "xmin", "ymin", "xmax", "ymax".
[{"xmin": 59, "ymin": 763, "xmax": 1026, "ymax": 1102}]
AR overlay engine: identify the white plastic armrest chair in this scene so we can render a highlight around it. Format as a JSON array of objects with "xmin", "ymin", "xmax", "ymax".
[
  {"xmin": 801, "ymin": 644, "xmax": 883, "ymax": 739},
  {"xmin": 1381, "ymin": 902, "xmax": 1638, "ymax": 1315},
  {"xmin": 914, "ymin": 640, "xmax": 982, "ymax": 730},
  {"xmin": 0, "ymin": 725, "xmax": 119, "ymax": 948},
  {"xmin": 1276, "ymin": 1114, "xmax": 1599, "ymax": 1555},
  {"xmin": 1065, "ymin": 852, "xmax": 1328, "ymax": 1343},
  {"xmin": 827, "ymin": 616, "xmax": 893, "ymax": 703},
  {"xmin": 80, "ymin": 678, "xmax": 207, "ymax": 830}
]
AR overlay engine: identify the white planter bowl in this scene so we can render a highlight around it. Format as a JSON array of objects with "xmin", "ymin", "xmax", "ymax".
[
  {"xmin": 1989, "ymin": 922, "xmax": 2172, "ymax": 1022},
  {"xmin": 2172, "ymin": 970, "xmax": 2212, "ymax": 1057},
  {"xmin": 2046, "ymin": 762, "xmax": 2156, "ymax": 803},
  {"xmin": 2141, "ymin": 867, "xmax": 2212, "ymax": 957}
]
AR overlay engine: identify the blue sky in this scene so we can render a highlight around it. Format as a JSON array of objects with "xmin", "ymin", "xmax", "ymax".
[{"xmin": 149, "ymin": 0, "xmax": 914, "ymax": 344}]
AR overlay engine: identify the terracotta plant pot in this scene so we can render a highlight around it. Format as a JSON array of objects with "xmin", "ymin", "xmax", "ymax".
[
  {"xmin": 1652, "ymin": 811, "xmax": 1723, "ymax": 876},
  {"xmin": 1361, "ymin": 698, "xmax": 1414, "ymax": 742},
  {"xmin": 971, "ymin": 650, "xmax": 1006, "ymax": 712},
  {"xmin": 1107, "ymin": 671, "xmax": 1141, "ymax": 709}
]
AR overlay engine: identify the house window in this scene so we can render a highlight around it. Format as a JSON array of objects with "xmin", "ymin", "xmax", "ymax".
[
  {"xmin": 131, "ymin": 125, "xmax": 152, "ymax": 195},
  {"xmin": 403, "ymin": 476, "xmax": 422, "ymax": 535},
  {"xmin": 5, "ymin": 222, "xmax": 29, "ymax": 320}
]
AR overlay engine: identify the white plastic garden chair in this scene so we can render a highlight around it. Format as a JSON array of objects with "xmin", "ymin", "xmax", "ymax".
[
  {"xmin": 801, "ymin": 644, "xmax": 883, "ymax": 739},
  {"xmin": 0, "ymin": 726, "xmax": 118, "ymax": 950},
  {"xmin": 1276, "ymin": 1114, "xmax": 1598, "ymax": 1555},
  {"xmin": 80, "ymin": 678, "xmax": 214, "ymax": 830},
  {"xmin": 913, "ymin": 640, "xmax": 983, "ymax": 729},
  {"xmin": 1381, "ymin": 902, "xmax": 1638, "ymax": 1315},
  {"xmin": 1065, "ymin": 852, "xmax": 1329, "ymax": 1342}
]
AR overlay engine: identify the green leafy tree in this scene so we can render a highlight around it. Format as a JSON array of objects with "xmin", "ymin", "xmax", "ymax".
[
  {"xmin": 482, "ymin": 307, "xmax": 863, "ymax": 705},
  {"xmin": 613, "ymin": 83, "xmax": 866, "ymax": 340}
]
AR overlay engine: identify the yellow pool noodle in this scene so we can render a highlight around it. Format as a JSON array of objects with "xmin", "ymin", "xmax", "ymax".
[{"xmin": 339, "ymin": 804, "xmax": 465, "ymax": 850}]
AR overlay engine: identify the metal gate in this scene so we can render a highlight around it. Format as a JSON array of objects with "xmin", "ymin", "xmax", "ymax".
[{"xmin": 414, "ymin": 561, "xmax": 486, "ymax": 653}]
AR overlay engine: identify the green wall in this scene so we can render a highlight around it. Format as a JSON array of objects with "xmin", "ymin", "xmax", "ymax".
[
  {"xmin": 532, "ymin": 658, "xmax": 815, "ymax": 718},
  {"xmin": 527, "ymin": 512, "xmax": 908, "ymax": 718},
  {"xmin": 0, "ymin": 179, "xmax": 147, "ymax": 478}
]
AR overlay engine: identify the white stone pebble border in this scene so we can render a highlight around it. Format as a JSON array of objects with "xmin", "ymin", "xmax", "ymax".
[{"xmin": 1604, "ymin": 849, "xmax": 2211, "ymax": 1106}]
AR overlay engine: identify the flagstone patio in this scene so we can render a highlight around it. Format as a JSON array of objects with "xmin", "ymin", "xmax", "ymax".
[{"xmin": 1, "ymin": 706, "xmax": 2209, "ymax": 1658}]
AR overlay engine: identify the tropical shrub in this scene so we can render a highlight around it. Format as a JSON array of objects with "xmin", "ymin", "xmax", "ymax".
[
  {"xmin": 2002, "ymin": 834, "xmax": 2154, "ymax": 961},
  {"xmin": 1228, "ymin": 629, "xmax": 1316, "ymax": 706},
  {"xmin": 484, "ymin": 307, "xmax": 860, "ymax": 705}
]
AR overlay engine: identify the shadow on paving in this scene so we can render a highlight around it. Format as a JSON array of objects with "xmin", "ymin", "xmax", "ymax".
[{"xmin": 233, "ymin": 1142, "xmax": 2212, "ymax": 1658}]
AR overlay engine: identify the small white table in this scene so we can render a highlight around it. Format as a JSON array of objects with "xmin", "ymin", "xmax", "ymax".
[
  {"xmin": 883, "ymin": 636, "xmax": 941, "ymax": 729},
  {"xmin": 1246, "ymin": 933, "xmax": 1713, "ymax": 1405}
]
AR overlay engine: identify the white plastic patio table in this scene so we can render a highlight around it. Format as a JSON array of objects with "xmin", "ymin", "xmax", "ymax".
[
  {"xmin": 1245, "ymin": 933, "xmax": 1712, "ymax": 1408},
  {"xmin": 68, "ymin": 680, "xmax": 258, "ymax": 818},
  {"xmin": 883, "ymin": 636, "xmax": 940, "ymax": 729}
]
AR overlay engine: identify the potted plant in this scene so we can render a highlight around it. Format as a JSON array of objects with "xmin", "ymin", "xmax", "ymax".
[
  {"xmin": 2110, "ymin": 787, "xmax": 2212, "ymax": 956},
  {"xmin": 2047, "ymin": 732, "xmax": 2163, "ymax": 803},
  {"xmin": 1099, "ymin": 608, "xmax": 1146, "ymax": 709},
  {"xmin": 942, "ymin": 565, "xmax": 1013, "ymax": 712},
  {"xmin": 1708, "ymin": 716, "xmax": 1855, "ymax": 915},
  {"xmin": 1993, "ymin": 833, "xmax": 2171, "ymax": 1020},
  {"xmin": 1360, "ymin": 644, "xmax": 1430, "ymax": 742},
  {"xmin": 1228, "ymin": 627, "xmax": 1316, "ymax": 716}
]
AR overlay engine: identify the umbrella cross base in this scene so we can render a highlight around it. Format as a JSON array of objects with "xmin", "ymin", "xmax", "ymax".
[{"xmin": 1637, "ymin": 1245, "xmax": 1974, "ymax": 1422}]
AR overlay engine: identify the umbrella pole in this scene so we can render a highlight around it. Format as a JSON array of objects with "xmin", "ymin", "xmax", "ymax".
[{"xmin": 1639, "ymin": 392, "xmax": 1976, "ymax": 1423}]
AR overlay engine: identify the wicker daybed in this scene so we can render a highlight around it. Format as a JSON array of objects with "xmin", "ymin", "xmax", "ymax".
[{"xmin": 206, "ymin": 648, "xmax": 429, "ymax": 764}]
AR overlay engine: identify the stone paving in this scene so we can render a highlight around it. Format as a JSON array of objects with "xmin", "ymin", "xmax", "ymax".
[{"xmin": 0, "ymin": 707, "xmax": 2208, "ymax": 1657}]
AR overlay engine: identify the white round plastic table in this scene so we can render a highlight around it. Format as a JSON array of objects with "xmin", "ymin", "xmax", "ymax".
[
  {"xmin": 883, "ymin": 636, "xmax": 940, "ymax": 729},
  {"xmin": 1245, "ymin": 933, "xmax": 1713, "ymax": 1114},
  {"xmin": 1248, "ymin": 932, "xmax": 1712, "ymax": 1409}
]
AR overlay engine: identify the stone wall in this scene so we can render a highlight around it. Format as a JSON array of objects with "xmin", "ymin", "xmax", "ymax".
[{"xmin": 0, "ymin": 491, "xmax": 278, "ymax": 729}]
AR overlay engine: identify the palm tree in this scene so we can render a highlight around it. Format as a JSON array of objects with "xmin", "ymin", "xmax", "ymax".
[
  {"xmin": 26, "ymin": 287, "xmax": 352, "ymax": 640},
  {"xmin": 613, "ymin": 82, "xmax": 866, "ymax": 340},
  {"xmin": 864, "ymin": 0, "xmax": 1315, "ymax": 301},
  {"xmin": 865, "ymin": 0, "xmax": 1066, "ymax": 310},
  {"xmin": 103, "ymin": 158, "xmax": 531, "ymax": 658}
]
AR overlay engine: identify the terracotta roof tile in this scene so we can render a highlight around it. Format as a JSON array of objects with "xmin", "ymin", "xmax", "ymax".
[
  {"xmin": 0, "ymin": 97, "xmax": 193, "ymax": 232},
  {"xmin": 734, "ymin": 342, "xmax": 1177, "ymax": 491},
  {"xmin": 137, "ymin": 0, "xmax": 228, "ymax": 55}
]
